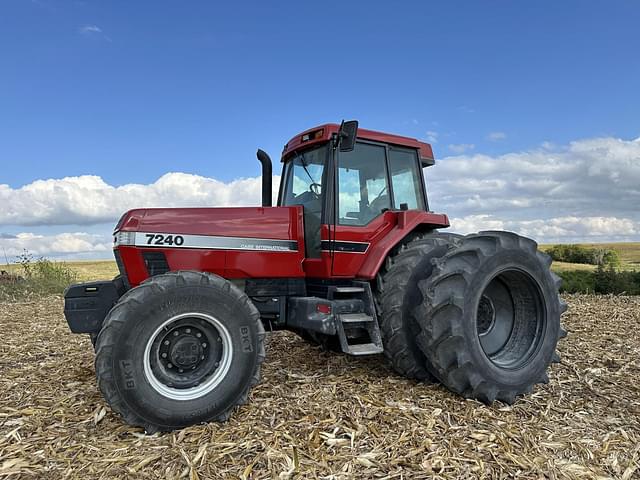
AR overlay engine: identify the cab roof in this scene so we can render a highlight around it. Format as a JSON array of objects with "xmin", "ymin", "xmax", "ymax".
[{"xmin": 282, "ymin": 123, "xmax": 435, "ymax": 166}]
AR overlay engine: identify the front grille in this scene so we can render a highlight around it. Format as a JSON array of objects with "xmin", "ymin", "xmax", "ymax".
[
  {"xmin": 113, "ymin": 249, "xmax": 130, "ymax": 289},
  {"xmin": 143, "ymin": 252, "xmax": 170, "ymax": 277}
]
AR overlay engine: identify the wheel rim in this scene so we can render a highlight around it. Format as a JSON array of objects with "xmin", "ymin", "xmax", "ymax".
[
  {"xmin": 476, "ymin": 269, "xmax": 546, "ymax": 369},
  {"xmin": 143, "ymin": 312, "xmax": 233, "ymax": 400}
]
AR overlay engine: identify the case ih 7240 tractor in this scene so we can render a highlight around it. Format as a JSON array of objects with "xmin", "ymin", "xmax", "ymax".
[{"xmin": 64, "ymin": 121, "xmax": 566, "ymax": 432}]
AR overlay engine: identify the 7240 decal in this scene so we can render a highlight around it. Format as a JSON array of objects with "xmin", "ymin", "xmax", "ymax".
[{"xmin": 145, "ymin": 234, "xmax": 184, "ymax": 246}]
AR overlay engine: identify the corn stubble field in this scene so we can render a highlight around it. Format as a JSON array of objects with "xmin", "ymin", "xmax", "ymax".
[{"xmin": 1, "ymin": 264, "xmax": 639, "ymax": 479}]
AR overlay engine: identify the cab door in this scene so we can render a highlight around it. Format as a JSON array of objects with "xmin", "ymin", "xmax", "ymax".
[{"xmin": 330, "ymin": 141, "xmax": 426, "ymax": 277}]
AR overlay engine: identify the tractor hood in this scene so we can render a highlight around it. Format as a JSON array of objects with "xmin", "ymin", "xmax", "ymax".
[
  {"xmin": 113, "ymin": 206, "xmax": 306, "ymax": 285},
  {"xmin": 115, "ymin": 206, "xmax": 303, "ymax": 243}
]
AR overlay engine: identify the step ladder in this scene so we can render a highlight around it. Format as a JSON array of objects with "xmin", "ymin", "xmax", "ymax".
[{"xmin": 328, "ymin": 283, "xmax": 384, "ymax": 356}]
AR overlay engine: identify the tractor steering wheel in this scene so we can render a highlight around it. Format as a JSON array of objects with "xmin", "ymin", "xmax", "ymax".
[{"xmin": 309, "ymin": 183, "xmax": 322, "ymax": 198}]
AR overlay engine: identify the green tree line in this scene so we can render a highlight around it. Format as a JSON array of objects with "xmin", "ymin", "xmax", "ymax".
[
  {"xmin": 557, "ymin": 266, "xmax": 640, "ymax": 295},
  {"xmin": 546, "ymin": 244, "xmax": 621, "ymax": 267}
]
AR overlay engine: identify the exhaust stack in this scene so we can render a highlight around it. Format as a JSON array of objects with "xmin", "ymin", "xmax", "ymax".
[{"xmin": 256, "ymin": 149, "xmax": 273, "ymax": 207}]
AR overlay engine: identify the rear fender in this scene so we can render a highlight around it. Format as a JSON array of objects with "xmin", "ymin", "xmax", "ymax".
[{"xmin": 356, "ymin": 210, "xmax": 449, "ymax": 279}]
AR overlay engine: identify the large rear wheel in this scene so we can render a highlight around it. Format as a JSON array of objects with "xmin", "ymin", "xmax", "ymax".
[
  {"xmin": 94, "ymin": 271, "xmax": 265, "ymax": 432},
  {"xmin": 375, "ymin": 232, "xmax": 461, "ymax": 381},
  {"xmin": 414, "ymin": 231, "xmax": 567, "ymax": 404}
]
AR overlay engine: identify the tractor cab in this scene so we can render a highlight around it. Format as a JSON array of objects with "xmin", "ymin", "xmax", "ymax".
[{"xmin": 276, "ymin": 122, "xmax": 445, "ymax": 276}]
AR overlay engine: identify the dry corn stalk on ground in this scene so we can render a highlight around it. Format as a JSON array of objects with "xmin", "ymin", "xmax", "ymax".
[{"xmin": 0, "ymin": 294, "xmax": 639, "ymax": 479}]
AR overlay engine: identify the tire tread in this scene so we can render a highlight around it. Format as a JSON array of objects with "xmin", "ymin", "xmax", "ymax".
[
  {"xmin": 413, "ymin": 231, "xmax": 567, "ymax": 405},
  {"xmin": 375, "ymin": 231, "xmax": 461, "ymax": 381},
  {"xmin": 94, "ymin": 270, "xmax": 265, "ymax": 433}
]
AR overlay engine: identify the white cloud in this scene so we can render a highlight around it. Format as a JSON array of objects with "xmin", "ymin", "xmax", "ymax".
[
  {"xmin": 78, "ymin": 24, "xmax": 112, "ymax": 42},
  {"xmin": 450, "ymin": 215, "xmax": 640, "ymax": 243},
  {"xmin": 2, "ymin": 134, "xmax": 640, "ymax": 259},
  {"xmin": 0, "ymin": 173, "xmax": 280, "ymax": 227},
  {"xmin": 449, "ymin": 214, "xmax": 506, "ymax": 233},
  {"xmin": 487, "ymin": 131, "xmax": 507, "ymax": 141},
  {"xmin": 79, "ymin": 24, "xmax": 102, "ymax": 34},
  {"xmin": 429, "ymin": 135, "xmax": 640, "ymax": 242},
  {"xmin": 448, "ymin": 143, "xmax": 475, "ymax": 154},
  {"xmin": 0, "ymin": 232, "xmax": 110, "ymax": 258},
  {"xmin": 425, "ymin": 130, "xmax": 439, "ymax": 143}
]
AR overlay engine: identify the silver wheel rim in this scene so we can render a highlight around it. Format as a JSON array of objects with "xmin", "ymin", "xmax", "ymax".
[{"xmin": 143, "ymin": 312, "xmax": 233, "ymax": 400}]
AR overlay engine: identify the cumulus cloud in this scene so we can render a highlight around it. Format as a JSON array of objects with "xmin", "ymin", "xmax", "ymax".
[
  {"xmin": 0, "ymin": 232, "xmax": 111, "ymax": 258},
  {"xmin": 429, "ymin": 136, "xmax": 640, "ymax": 242},
  {"xmin": 2, "ymin": 134, "xmax": 640, "ymax": 258},
  {"xmin": 450, "ymin": 215, "xmax": 640, "ymax": 243},
  {"xmin": 0, "ymin": 173, "xmax": 280, "ymax": 227}
]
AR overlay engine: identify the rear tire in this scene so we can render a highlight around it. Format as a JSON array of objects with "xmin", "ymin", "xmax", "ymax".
[
  {"xmin": 375, "ymin": 232, "xmax": 461, "ymax": 381},
  {"xmin": 414, "ymin": 231, "xmax": 567, "ymax": 404},
  {"xmin": 94, "ymin": 271, "xmax": 265, "ymax": 432}
]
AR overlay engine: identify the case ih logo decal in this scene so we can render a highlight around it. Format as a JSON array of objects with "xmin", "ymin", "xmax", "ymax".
[{"xmin": 114, "ymin": 231, "xmax": 298, "ymax": 252}]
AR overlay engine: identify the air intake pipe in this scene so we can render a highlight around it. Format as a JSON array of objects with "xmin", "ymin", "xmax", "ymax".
[{"xmin": 256, "ymin": 149, "xmax": 273, "ymax": 207}]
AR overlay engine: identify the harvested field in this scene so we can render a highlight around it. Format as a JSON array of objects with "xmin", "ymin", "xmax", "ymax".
[{"xmin": 1, "ymin": 294, "xmax": 639, "ymax": 479}]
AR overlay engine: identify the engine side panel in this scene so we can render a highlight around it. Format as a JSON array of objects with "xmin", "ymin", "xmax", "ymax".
[{"xmin": 116, "ymin": 206, "xmax": 306, "ymax": 286}]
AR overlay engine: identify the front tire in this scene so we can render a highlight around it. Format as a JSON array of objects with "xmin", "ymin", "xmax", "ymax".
[
  {"xmin": 414, "ymin": 231, "xmax": 567, "ymax": 404},
  {"xmin": 94, "ymin": 271, "xmax": 265, "ymax": 432}
]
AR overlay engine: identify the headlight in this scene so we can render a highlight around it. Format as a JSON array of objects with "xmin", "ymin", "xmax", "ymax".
[{"xmin": 113, "ymin": 231, "xmax": 136, "ymax": 247}]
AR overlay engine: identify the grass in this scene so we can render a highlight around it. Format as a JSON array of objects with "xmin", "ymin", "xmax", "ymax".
[
  {"xmin": 0, "ymin": 256, "xmax": 78, "ymax": 300},
  {"xmin": 0, "ymin": 257, "xmax": 118, "ymax": 301},
  {"xmin": 1, "ymin": 260, "xmax": 118, "ymax": 283},
  {"xmin": 550, "ymin": 261, "xmax": 597, "ymax": 272},
  {"xmin": 575, "ymin": 241, "xmax": 640, "ymax": 266},
  {"xmin": 59, "ymin": 260, "xmax": 119, "ymax": 282},
  {"xmin": 540, "ymin": 242, "xmax": 640, "ymax": 271}
]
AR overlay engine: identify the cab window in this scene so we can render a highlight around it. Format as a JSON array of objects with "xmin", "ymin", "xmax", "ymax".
[
  {"xmin": 281, "ymin": 145, "xmax": 327, "ymax": 257},
  {"xmin": 337, "ymin": 143, "xmax": 390, "ymax": 226},
  {"xmin": 388, "ymin": 147, "xmax": 425, "ymax": 210},
  {"xmin": 281, "ymin": 146, "xmax": 326, "ymax": 217}
]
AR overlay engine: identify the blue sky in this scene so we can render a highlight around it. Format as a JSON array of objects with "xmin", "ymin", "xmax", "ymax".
[
  {"xmin": 1, "ymin": 1, "xmax": 640, "ymax": 257},
  {"xmin": 2, "ymin": 0, "xmax": 639, "ymax": 185}
]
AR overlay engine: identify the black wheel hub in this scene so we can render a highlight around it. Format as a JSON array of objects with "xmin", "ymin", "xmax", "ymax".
[
  {"xmin": 150, "ymin": 318, "xmax": 224, "ymax": 389},
  {"xmin": 476, "ymin": 269, "xmax": 545, "ymax": 369},
  {"xmin": 476, "ymin": 295, "xmax": 496, "ymax": 335},
  {"xmin": 169, "ymin": 336, "xmax": 203, "ymax": 368}
]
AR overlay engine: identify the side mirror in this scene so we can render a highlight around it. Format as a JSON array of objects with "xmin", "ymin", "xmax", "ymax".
[{"xmin": 338, "ymin": 120, "xmax": 358, "ymax": 152}]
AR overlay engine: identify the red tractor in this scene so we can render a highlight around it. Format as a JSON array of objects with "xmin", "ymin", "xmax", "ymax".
[{"xmin": 64, "ymin": 121, "xmax": 566, "ymax": 432}]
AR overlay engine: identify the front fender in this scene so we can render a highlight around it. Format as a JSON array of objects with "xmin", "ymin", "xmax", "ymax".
[{"xmin": 63, "ymin": 279, "xmax": 123, "ymax": 334}]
